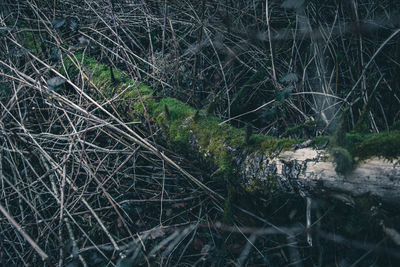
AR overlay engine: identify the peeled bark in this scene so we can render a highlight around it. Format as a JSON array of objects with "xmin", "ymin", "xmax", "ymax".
[{"xmin": 239, "ymin": 147, "xmax": 400, "ymax": 203}]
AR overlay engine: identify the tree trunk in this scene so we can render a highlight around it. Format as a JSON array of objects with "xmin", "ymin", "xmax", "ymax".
[{"xmin": 69, "ymin": 55, "xmax": 400, "ymax": 204}]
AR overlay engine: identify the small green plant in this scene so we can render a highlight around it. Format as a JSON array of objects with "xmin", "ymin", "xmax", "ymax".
[
  {"xmin": 206, "ymin": 99, "xmax": 216, "ymax": 115},
  {"xmin": 332, "ymin": 107, "xmax": 350, "ymax": 147},
  {"xmin": 353, "ymin": 91, "xmax": 377, "ymax": 133},
  {"xmin": 244, "ymin": 123, "xmax": 253, "ymax": 145},
  {"xmin": 332, "ymin": 147, "xmax": 353, "ymax": 175},
  {"xmin": 164, "ymin": 103, "xmax": 170, "ymax": 119},
  {"xmin": 330, "ymin": 107, "xmax": 355, "ymax": 174},
  {"xmin": 193, "ymin": 110, "xmax": 200, "ymax": 121},
  {"xmin": 109, "ymin": 65, "xmax": 116, "ymax": 84}
]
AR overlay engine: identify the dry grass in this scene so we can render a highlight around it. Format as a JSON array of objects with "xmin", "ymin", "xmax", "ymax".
[{"xmin": 1, "ymin": 0, "xmax": 399, "ymax": 266}]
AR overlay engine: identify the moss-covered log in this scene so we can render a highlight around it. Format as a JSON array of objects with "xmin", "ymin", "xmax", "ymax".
[
  {"xmin": 63, "ymin": 54, "xmax": 400, "ymax": 204},
  {"xmin": 242, "ymin": 147, "xmax": 400, "ymax": 203}
]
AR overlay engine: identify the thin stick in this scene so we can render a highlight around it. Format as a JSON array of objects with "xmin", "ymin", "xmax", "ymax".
[
  {"xmin": 0, "ymin": 203, "xmax": 54, "ymax": 267},
  {"xmin": 265, "ymin": 0, "xmax": 279, "ymax": 90}
]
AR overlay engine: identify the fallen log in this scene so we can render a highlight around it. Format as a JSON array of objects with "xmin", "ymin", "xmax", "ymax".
[
  {"xmin": 240, "ymin": 147, "xmax": 400, "ymax": 204},
  {"xmin": 64, "ymin": 54, "xmax": 400, "ymax": 204}
]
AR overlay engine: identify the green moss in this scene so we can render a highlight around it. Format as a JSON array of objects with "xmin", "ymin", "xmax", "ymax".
[
  {"xmin": 60, "ymin": 55, "xmax": 304, "ymax": 182},
  {"xmin": 346, "ymin": 131, "xmax": 400, "ymax": 160},
  {"xmin": 62, "ymin": 53, "xmax": 129, "ymax": 87},
  {"xmin": 56, "ymin": 53, "xmax": 400, "ymax": 219},
  {"xmin": 331, "ymin": 147, "xmax": 353, "ymax": 174},
  {"xmin": 312, "ymin": 136, "xmax": 330, "ymax": 148},
  {"xmin": 61, "ymin": 55, "xmax": 400, "ymax": 178},
  {"xmin": 123, "ymin": 82, "xmax": 153, "ymax": 100},
  {"xmin": 22, "ymin": 29, "xmax": 42, "ymax": 54},
  {"xmin": 248, "ymin": 135, "xmax": 299, "ymax": 154},
  {"xmin": 328, "ymin": 130, "xmax": 400, "ymax": 175},
  {"xmin": 327, "ymin": 107, "xmax": 400, "ymax": 174},
  {"xmin": 151, "ymin": 97, "xmax": 254, "ymax": 179},
  {"xmin": 58, "ymin": 55, "xmax": 318, "ymax": 188},
  {"xmin": 151, "ymin": 98, "xmax": 196, "ymax": 153},
  {"xmin": 154, "ymin": 97, "xmax": 195, "ymax": 120}
]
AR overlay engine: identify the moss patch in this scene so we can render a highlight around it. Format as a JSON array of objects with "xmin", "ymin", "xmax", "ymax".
[
  {"xmin": 331, "ymin": 147, "xmax": 353, "ymax": 174},
  {"xmin": 147, "ymin": 87, "xmax": 300, "ymax": 182},
  {"xmin": 312, "ymin": 136, "xmax": 330, "ymax": 148},
  {"xmin": 62, "ymin": 53, "xmax": 129, "ymax": 86},
  {"xmin": 345, "ymin": 131, "xmax": 400, "ymax": 160},
  {"xmin": 328, "ymin": 130, "xmax": 400, "ymax": 174},
  {"xmin": 328, "ymin": 104, "xmax": 400, "ymax": 174}
]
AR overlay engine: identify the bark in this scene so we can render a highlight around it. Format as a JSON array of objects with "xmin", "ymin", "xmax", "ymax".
[
  {"xmin": 68, "ymin": 55, "xmax": 400, "ymax": 204},
  {"xmin": 238, "ymin": 147, "xmax": 400, "ymax": 203}
]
